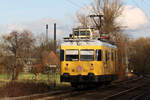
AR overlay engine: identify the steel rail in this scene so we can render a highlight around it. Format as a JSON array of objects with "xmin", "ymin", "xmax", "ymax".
[
  {"xmin": 131, "ymin": 89, "xmax": 150, "ymax": 100},
  {"xmin": 99, "ymin": 82, "xmax": 149, "ymax": 100}
]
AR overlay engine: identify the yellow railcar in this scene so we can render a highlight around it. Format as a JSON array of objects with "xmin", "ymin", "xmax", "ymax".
[{"xmin": 60, "ymin": 39, "xmax": 118, "ymax": 87}]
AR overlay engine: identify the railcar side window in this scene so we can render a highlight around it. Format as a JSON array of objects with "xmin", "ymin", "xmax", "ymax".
[
  {"xmin": 80, "ymin": 50, "xmax": 94, "ymax": 61},
  {"xmin": 96, "ymin": 50, "xmax": 102, "ymax": 61},
  {"xmin": 65, "ymin": 50, "xmax": 79, "ymax": 61},
  {"xmin": 105, "ymin": 50, "xmax": 109, "ymax": 62},
  {"xmin": 111, "ymin": 51, "xmax": 114, "ymax": 61},
  {"xmin": 60, "ymin": 50, "xmax": 64, "ymax": 61}
]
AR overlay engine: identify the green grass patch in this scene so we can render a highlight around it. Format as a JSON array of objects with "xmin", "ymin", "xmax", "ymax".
[
  {"xmin": 18, "ymin": 73, "xmax": 35, "ymax": 80},
  {"xmin": 0, "ymin": 72, "xmax": 70, "ymax": 87},
  {"xmin": 0, "ymin": 73, "xmax": 11, "ymax": 80},
  {"xmin": 18, "ymin": 73, "xmax": 60, "ymax": 81}
]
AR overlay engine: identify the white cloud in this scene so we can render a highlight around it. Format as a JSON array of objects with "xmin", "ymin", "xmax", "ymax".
[
  {"xmin": 117, "ymin": 5, "xmax": 149, "ymax": 30},
  {"xmin": 77, "ymin": 5, "xmax": 93, "ymax": 15},
  {"xmin": 77, "ymin": 5, "xmax": 149, "ymax": 30},
  {"xmin": 0, "ymin": 24, "xmax": 5, "ymax": 34},
  {"xmin": 117, "ymin": 5, "xmax": 150, "ymax": 38},
  {"xmin": 0, "ymin": 17, "xmax": 69, "ymax": 40},
  {"xmin": 126, "ymin": 23, "xmax": 150, "ymax": 38},
  {"xmin": 6, "ymin": 23, "xmax": 26, "ymax": 33},
  {"xmin": 25, "ymin": 17, "xmax": 68, "ymax": 38}
]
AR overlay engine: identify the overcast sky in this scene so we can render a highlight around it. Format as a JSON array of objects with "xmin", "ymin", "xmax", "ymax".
[{"xmin": 0, "ymin": 0, "xmax": 150, "ymax": 39}]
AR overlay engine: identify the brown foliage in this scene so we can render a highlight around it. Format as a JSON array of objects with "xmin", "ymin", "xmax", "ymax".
[
  {"xmin": 48, "ymin": 51, "xmax": 59, "ymax": 65},
  {"xmin": 30, "ymin": 35, "xmax": 60, "ymax": 76},
  {"xmin": 31, "ymin": 64, "xmax": 44, "ymax": 80},
  {"xmin": 0, "ymin": 81, "xmax": 51, "ymax": 97},
  {"xmin": 128, "ymin": 37, "xmax": 150, "ymax": 74},
  {"xmin": 31, "ymin": 51, "xmax": 59, "ymax": 80}
]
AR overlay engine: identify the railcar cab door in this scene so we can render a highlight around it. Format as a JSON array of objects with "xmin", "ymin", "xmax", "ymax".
[
  {"xmin": 96, "ymin": 50, "xmax": 102, "ymax": 61},
  {"xmin": 96, "ymin": 49, "xmax": 103, "ymax": 75}
]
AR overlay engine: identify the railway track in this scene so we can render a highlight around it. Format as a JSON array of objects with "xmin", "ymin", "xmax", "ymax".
[
  {"xmin": 100, "ymin": 77, "xmax": 150, "ymax": 100},
  {"xmin": 0, "ymin": 75, "xmax": 145, "ymax": 100},
  {"xmin": 63, "ymin": 76, "xmax": 148, "ymax": 100},
  {"xmin": 37, "ymin": 75, "xmax": 144, "ymax": 100}
]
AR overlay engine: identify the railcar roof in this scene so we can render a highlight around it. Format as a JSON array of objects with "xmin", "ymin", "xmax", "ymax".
[{"xmin": 61, "ymin": 40, "xmax": 117, "ymax": 49}]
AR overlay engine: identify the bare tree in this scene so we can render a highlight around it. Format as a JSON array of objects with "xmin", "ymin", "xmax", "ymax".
[
  {"xmin": 91, "ymin": 0, "xmax": 123, "ymax": 37},
  {"xmin": 76, "ymin": 12, "xmax": 89, "ymax": 28},
  {"xmin": 76, "ymin": 0, "xmax": 129, "ymax": 79},
  {"xmin": 76, "ymin": 0, "xmax": 123, "ymax": 37},
  {"xmin": 2, "ymin": 30, "xmax": 35, "ymax": 80}
]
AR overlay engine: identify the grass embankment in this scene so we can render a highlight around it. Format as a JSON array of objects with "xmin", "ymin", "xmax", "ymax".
[{"xmin": 0, "ymin": 73, "xmax": 70, "ymax": 97}]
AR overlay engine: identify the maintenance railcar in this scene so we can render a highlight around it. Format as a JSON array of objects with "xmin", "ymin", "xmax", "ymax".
[{"xmin": 60, "ymin": 28, "xmax": 118, "ymax": 87}]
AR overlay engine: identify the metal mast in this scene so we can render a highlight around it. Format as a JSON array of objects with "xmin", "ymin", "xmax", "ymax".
[{"xmin": 54, "ymin": 23, "xmax": 56, "ymax": 53}]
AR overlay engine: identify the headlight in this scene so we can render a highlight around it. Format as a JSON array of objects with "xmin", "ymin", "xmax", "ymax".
[
  {"xmin": 90, "ymin": 64, "xmax": 94, "ymax": 70},
  {"xmin": 65, "ymin": 64, "xmax": 69, "ymax": 70}
]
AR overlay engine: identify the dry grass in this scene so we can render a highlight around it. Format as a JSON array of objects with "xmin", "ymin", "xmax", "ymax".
[
  {"xmin": 0, "ymin": 73, "xmax": 70, "ymax": 97},
  {"xmin": 0, "ymin": 81, "xmax": 53, "ymax": 97}
]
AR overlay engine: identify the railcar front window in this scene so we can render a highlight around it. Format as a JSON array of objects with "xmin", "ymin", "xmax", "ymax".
[
  {"xmin": 66, "ymin": 50, "xmax": 79, "ymax": 61},
  {"xmin": 80, "ymin": 50, "xmax": 94, "ymax": 61}
]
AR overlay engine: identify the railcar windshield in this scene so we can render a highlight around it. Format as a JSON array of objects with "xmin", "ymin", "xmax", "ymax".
[
  {"xmin": 65, "ymin": 50, "xmax": 79, "ymax": 61},
  {"xmin": 80, "ymin": 50, "xmax": 94, "ymax": 61}
]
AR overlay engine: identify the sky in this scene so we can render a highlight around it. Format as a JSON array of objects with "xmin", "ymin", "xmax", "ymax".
[{"xmin": 0, "ymin": 0, "xmax": 150, "ymax": 39}]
